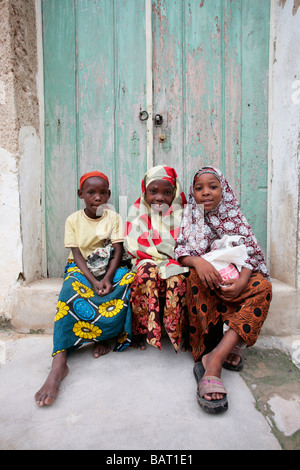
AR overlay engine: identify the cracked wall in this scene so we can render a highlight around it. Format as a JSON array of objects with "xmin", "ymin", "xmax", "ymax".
[{"xmin": 269, "ymin": 0, "xmax": 300, "ymax": 288}]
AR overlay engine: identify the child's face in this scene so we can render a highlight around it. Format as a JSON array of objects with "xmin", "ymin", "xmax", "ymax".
[
  {"xmin": 78, "ymin": 177, "xmax": 111, "ymax": 219},
  {"xmin": 193, "ymin": 173, "xmax": 222, "ymax": 211},
  {"xmin": 145, "ymin": 179, "xmax": 175, "ymax": 214}
]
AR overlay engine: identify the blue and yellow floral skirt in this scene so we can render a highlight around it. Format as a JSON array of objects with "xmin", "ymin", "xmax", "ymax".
[{"xmin": 52, "ymin": 262, "xmax": 135, "ymax": 356}]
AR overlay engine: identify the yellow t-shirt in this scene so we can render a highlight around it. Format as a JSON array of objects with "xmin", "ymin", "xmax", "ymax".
[{"xmin": 64, "ymin": 209, "xmax": 124, "ymax": 260}]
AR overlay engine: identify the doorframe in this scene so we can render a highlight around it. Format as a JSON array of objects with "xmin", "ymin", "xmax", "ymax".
[
  {"xmin": 267, "ymin": 0, "xmax": 276, "ymax": 271},
  {"xmin": 36, "ymin": 0, "xmax": 47, "ymax": 278},
  {"xmin": 146, "ymin": 0, "xmax": 154, "ymax": 169}
]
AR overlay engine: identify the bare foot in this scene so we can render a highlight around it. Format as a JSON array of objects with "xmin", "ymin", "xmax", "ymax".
[
  {"xmin": 35, "ymin": 352, "xmax": 69, "ymax": 407},
  {"xmin": 130, "ymin": 334, "xmax": 146, "ymax": 350},
  {"xmin": 93, "ymin": 341, "xmax": 111, "ymax": 358}
]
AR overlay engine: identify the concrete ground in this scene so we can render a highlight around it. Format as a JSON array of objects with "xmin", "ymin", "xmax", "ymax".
[{"xmin": 1, "ymin": 328, "xmax": 300, "ymax": 451}]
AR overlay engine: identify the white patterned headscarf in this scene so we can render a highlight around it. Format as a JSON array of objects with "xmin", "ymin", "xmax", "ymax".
[{"xmin": 174, "ymin": 167, "xmax": 270, "ymax": 279}]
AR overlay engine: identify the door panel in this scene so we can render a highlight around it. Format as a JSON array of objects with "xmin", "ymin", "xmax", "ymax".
[
  {"xmin": 152, "ymin": 0, "xmax": 269, "ymax": 249},
  {"xmin": 43, "ymin": 0, "xmax": 77, "ymax": 276},
  {"xmin": 43, "ymin": 0, "xmax": 269, "ymax": 276},
  {"xmin": 43, "ymin": 0, "xmax": 147, "ymax": 276},
  {"xmin": 183, "ymin": 0, "xmax": 224, "ymax": 189},
  {"xmin": 76, "ymin": 0, "xmax": 147, "ymax": 209},
  {"xmin": 113, "ymin": 1, "xmax": 147, "ymax": 212},
  {"xmin": 152, "ymin": 0, "xmax": 185, "ymax": 175},
  {"xmin": 240, "ymin": 1, "xmax": 270, "ymax": 248},
  {"xmin": 76, "ymin": 0, "xmax": 115, "ymax": 187}
]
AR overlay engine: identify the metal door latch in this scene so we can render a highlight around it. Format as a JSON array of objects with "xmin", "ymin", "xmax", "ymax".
[
  {"xmin": 154, "ymin": 114, "xmax": 163, "ymax": 126},
  {"xmin": 139, "ymin": 110, "xmax": 149, "ymax": 121}
]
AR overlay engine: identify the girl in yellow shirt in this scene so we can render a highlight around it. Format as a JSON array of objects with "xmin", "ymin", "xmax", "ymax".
[{"xmin": 35, "ymin": 172, "xmax": 134, "ymax": 407}]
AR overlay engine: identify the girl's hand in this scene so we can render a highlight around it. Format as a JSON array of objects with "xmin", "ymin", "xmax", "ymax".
[
  {"xmin": 218, "ymin": 267, "xmax": 252, "ymax": 301},
  {"xmin": 94, "ymin": 278, "xmax": 113, "ymax": 297},
  {"xmin": 193, "ymin": 257, "xmax": 223, "ymax": 290},
  {"xmin": 92, "ymin": 280, "xmax": 103, "ymax": 296},
  {"xmin": 218, "ymin": 278, "xmax": 245, "ymax": 301}
]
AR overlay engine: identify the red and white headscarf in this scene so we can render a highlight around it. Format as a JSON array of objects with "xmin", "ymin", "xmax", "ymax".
[
  {"xmin": 175, "ymin": 167, "xmax": 270, "ymax": 279},
  {"xmin": 124, "ymin": 165, "xmax": 189, "ymax": 279}
]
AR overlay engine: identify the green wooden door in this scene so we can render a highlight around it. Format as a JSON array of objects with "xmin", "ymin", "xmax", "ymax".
[{"xmin": 43, "ymin": 0, "xmax": 270, "ymax": 277}]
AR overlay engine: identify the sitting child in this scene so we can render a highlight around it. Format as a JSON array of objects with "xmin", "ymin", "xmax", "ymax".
[
  {"xmin": 175, "ymin": 166, "xmax": 272, "ymax": 414},
  {"xmin": 35, "ymin": 171, "xmax": 134, "ymax": 407},
  {"xmin": 124, "ymin": 165, "xmax": 189, "ymax": 352}
]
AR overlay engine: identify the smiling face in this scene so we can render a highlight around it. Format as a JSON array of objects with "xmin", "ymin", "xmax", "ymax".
[
  {"xmin": 78, "ymin": 176, "xmax": 111, "ymax": 219},
  {"xmin": 145, "ymin": 179, "xmax": 175, "ymax": 214},
  {"xmin": 193, "ymin": 172, "xmax": 222, "ymax": 212}
]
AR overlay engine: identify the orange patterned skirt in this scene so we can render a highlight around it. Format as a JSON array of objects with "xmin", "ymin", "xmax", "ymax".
[{"xmin": 186, "ymin": 268, "xmax": 272, "ymax": 362}]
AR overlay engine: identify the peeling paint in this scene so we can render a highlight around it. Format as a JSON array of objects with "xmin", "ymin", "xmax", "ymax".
[
  {"xmin": 279, "ymin": 0, "xmax": 300, "ymax": 15},
  {"xmin": 0, "ymin": 146, "xmax": 23, "ymax": 318},
  {"xmin": 293, "ymin": 0, "xmax": 300, "ymax": 15}
]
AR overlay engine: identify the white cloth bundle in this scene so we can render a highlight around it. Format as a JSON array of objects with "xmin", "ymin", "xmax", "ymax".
[{"xmin": 202, "ymin": 235, "xmax": 248, "ymax": 282}]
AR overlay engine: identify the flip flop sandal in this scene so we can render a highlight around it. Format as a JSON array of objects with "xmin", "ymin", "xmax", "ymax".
[
  {"xmin": 193, "ymin": 361, "xmax": 228, "ymax": 414},
  {"xmin": 222, "ymin": 346, "xmax": 243, "ymax": 371}
]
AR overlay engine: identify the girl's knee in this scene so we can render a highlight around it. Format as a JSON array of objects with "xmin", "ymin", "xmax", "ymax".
[{"xmin": 250, "ymin": 273, "xmax": 272, "ymax": 298}]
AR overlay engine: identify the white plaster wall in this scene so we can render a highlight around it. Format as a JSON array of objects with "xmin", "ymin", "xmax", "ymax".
[
  {"xmin": 0, "ymin": 127, "xmax": 43, "ymax": 319},
  {"xmin": 19, "ymin": 126, "xmax": 43, "ymax": 284},
  {"xmin": 0, "ymin": 147, "xmax": 23, "ymax": 317},
  {"xmin": 0, "ymin": 0, "xmax": 42, "ymax": 320},
  {"xmin": 268, "ymin": 0, "xmax": 300, "ymax": 287}
]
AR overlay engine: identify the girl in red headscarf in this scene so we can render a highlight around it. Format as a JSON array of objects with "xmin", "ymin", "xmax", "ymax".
[
  {"xmin": 124, "ymin": 165, "xmax": 189, "ymax": 352},
  {"xmin": 35, "ymin": 172, "xmax": 135, "ymax": 407}
]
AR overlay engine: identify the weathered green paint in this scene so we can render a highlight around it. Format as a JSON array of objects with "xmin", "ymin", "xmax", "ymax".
[
  {"xmin": 183, "ymin": 0, "xmax": 224, "ymax": 182},
  {"xmin": 43, "ymin": 0, "xmax": 77, "ymax": 276},
  {"xmin": 153, "ymin": 0, "xmax": 269, "ymax": 250},
  {"xmin": 43, "ymin": 0, "xmax": 270, "ymax": 277},
  {"xmin": 240, "ymin": 1, "xmax": 270, "ymax": 248},
  {"xmin": 43, "ymin": 0, "xmax": 147, "ymax": 276},
  {"xmin": 76, "ymin": 0, "xmax": 147, "ymax": 208},
  {"xmin": 152, "ymin": 0, "xmax": 185, "ymax": 172}
]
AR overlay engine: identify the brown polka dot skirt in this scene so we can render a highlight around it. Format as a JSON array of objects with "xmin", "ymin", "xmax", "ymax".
[{"xmin": 186, "ymin": 268, "xmax": 272, "ymax": 362}]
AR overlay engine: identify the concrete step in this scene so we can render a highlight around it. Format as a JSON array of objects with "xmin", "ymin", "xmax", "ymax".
[
  {"xmin": 8, "ymin": 277, "xmax": 300, "ymax": 336},
  {"xmin": 9, "ymin": 278, "xmax": 62, "ymax": 333}
]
